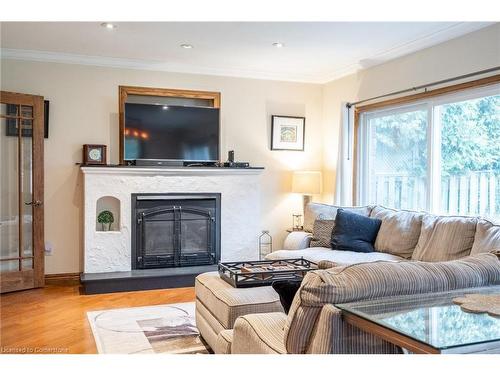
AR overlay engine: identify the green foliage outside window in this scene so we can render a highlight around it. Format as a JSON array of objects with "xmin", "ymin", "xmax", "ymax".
[
  {"xmin": 373, "ymin": 95, "xmax": 500, "ymax": 177},
  {"xmin": 370, "ymin": 94, "xmax": 500, "ymax": 215}
]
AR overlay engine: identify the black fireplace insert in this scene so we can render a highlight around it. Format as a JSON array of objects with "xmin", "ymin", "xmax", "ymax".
[{"xmin": 131, "ymin": 193, "xmax": 221, "ymax": 269}]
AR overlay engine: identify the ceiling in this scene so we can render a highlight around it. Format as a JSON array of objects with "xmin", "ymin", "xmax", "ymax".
[{"xmin": 0, "ymin": 22, "xmax": 494, "ymax": 83}]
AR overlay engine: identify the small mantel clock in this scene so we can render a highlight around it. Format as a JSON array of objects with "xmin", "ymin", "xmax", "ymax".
[{"xmin": 83, "ymin": 144, "xmax": 107, "ymax": 165}]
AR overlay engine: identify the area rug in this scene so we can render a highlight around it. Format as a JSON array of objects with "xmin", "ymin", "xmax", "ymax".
[{"xmin": 87, "ymin": 302, "xmax": 211, "ymax": 354}]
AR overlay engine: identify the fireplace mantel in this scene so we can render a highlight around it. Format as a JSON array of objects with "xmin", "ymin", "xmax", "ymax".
[
  {"xmin": 81, "ymin": 166, "xmax": 264, "ymax": 176},
  {"xmin": 81, "ymin": 166, "xmax": 264, "ymax": 273}
]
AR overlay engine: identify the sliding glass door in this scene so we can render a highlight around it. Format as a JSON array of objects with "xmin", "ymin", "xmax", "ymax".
[{"xmin": 358, "ymin": 84, "xmax": 500, "ymax": 219}]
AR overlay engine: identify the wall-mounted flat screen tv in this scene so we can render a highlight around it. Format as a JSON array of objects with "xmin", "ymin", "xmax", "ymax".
[{"xmin": 124, "ymin": 103, "xmax": 220, "ymax": 162}]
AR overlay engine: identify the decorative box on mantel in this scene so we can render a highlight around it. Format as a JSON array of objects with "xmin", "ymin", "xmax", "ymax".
[{"xmin": 81, "ymin": 166, "xmax": 264, "ymax": 275}]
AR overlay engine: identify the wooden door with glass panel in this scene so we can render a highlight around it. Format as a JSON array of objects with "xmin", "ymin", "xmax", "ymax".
[{"xmin": 0, "ymin": 91, "xmax": 44, "ymax": 293}]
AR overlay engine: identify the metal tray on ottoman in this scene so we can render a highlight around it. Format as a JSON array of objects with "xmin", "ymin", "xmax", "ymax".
[{"xmin": 218, "ymin": 258, "xmax": 317, "ymax": 288}]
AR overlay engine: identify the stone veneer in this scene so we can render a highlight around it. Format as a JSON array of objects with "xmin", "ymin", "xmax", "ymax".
[{"xmin": 81, "ymin": 167, "xmax": 263, "ymax": 273}]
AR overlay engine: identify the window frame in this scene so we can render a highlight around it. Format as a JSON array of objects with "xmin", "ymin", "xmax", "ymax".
[{"xmin": 353, "ymin": 74, "xmax": 500, "ymax": 213}]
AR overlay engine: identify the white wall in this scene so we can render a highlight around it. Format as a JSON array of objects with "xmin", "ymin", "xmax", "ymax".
[
  {"xmin": 321, "ymin": 23, "xmax": 500, "ymax": 203},
  {"xmin": 1, "ymin": 23, "xmax": 498, "ymax": 274},
  {"xmin": 0, "ymin": 60, "xmax": 323, "ymax": 274}
]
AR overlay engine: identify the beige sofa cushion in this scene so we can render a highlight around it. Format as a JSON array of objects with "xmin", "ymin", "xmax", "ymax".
[
  {"xmin": 303, "ymin": 203, "xmax": 371, "ymax": 233},
  {"xmin": 284, "ymin": 253, "xmax": 500, "ymax": 353},
  {"xmin": 411, "ymin": 214, "xmax": 477, "ymax": 261},
  {"xmin": 471, "ymin": 219, "xmax": 500, "ymax": 255},
  {"xmin": 370, "ymin": 206, "xmax": 423, "ymax": 259}
]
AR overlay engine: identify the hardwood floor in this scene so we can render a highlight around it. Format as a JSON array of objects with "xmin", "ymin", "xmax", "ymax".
[{"xmin": 0, "ymin": 285, "xmax": 195, "ymax": 354}]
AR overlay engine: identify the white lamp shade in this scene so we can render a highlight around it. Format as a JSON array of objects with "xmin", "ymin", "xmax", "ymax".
[{"xmin": 292, "ymin": 171, "xmax": 322, "ymax": 195}]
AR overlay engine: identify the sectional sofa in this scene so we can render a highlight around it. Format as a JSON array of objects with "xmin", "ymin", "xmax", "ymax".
[{"xmin": 195, "ymin": 203, "xmax": 500, "ymax": 354}]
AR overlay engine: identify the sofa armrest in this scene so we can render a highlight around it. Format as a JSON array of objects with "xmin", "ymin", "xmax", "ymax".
[
  {"xmin": 232, "ymin": 313, "xmax": 287, "ymax": 354},
  {"xmin": 283, "ymin": 231, "xmax": 312, "ymax": 250}
]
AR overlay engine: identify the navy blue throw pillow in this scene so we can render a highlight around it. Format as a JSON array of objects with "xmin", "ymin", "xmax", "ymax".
[{"xmin": 331, "ymin": 209, "xmax": 382, "ymax": 253}]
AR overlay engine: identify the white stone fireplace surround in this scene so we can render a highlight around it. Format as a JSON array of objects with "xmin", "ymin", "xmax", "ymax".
[{"xmin": 82, "ymin": 167, "xmax": 263, "ymax": 273}]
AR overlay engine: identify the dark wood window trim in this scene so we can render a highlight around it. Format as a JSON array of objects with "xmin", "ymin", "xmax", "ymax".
[
  {"xmin": 118, "ymin": 85, "xmax": 221, "ymax": 165},
  {"xmin": 352, "ymin": 74, "xmax": 500, "ymax": 204}
]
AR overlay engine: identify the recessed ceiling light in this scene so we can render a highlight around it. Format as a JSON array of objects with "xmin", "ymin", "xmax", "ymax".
[
  {"xmin": 180, "ymin": 44, "xmax": 194, "ymax": 49},
  {"xmin": 100, "ymin": 22, "xmax": 117, "ymax": 30},
  {"xmin": 272, "ymin": 42, "xmax": 284, "ymax": 48}
]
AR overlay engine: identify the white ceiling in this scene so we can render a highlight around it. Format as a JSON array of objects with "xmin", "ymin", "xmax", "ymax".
[{"xmin": 0, "ymin": 22, "xmax": 494, "ymax": 83}]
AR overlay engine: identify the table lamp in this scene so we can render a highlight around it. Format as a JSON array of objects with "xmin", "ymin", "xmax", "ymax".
[{"xmin": 292, "ymin": 171, "xmax": 322, "ymax": 213}]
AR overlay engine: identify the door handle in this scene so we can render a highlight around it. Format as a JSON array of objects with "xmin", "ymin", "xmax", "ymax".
[{"xmin": 25, "ymin": 200, "xmax": 43, "ymax": 206}]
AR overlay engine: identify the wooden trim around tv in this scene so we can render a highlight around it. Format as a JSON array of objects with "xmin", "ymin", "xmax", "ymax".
[
  {"xmin": 352, "ymin": 74, "xmax": 500, "ymax": 204},
  {"xmin": 118, "ymin": 85, "xmax": 221, "ymax": 164}
]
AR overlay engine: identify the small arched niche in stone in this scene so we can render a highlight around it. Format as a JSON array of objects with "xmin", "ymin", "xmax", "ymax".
[{"xmin": 96, "ymin": 196, "xmax": 120, "ymax": 232}]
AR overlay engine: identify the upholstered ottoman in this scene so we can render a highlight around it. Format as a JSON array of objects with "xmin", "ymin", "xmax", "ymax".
[{"xmin": 195, "ymin": 271, "xmax": 284, "ymax": 353}]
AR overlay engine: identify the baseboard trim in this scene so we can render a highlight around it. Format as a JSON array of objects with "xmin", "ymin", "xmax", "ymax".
[{"xmin": 45, "ymin": 272, "xmax": 81, "ymax": 286}]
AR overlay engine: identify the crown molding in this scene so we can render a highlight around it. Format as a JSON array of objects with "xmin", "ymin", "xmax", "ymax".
[
  {"xmin": 321, "ymin": 22, "xmax": 494, "ymax": 83},
  {"xmin": 0, "ymin": 48, "xmax": 325, "ymax": 84},
  {"xmin": 1, "ymin": 22, "xmax": 494, "ymax": 84}
]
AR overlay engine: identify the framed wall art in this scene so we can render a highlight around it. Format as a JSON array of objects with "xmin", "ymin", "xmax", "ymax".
[{"xmin": 271, "ymin": 115, "xmax": 305, "ymax": 151}]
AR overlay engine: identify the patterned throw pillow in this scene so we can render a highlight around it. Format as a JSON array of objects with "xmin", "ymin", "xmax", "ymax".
[{"xmin": 310, "ymin": 219, "xmax": 335, "ymax": 248}]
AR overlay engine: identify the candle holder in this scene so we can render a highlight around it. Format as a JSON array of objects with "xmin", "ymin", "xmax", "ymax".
[{"xmin": 259, "ymin": 230, "xmax": 272, "ymax": 260}]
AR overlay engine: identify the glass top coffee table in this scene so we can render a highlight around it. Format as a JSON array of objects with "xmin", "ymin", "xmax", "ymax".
[{"xmin": 336, "ymin": 286, "xmax": 500, "ymax": 354}]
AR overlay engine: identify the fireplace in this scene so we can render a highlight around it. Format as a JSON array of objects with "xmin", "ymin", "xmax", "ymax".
[
  {"xmin": 131, "ymin": 193, "xmax": 221, "ymax": 269},
  {"xmin": 81, "ymin": 167, "xmax": 263, "ymax": 293}
]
